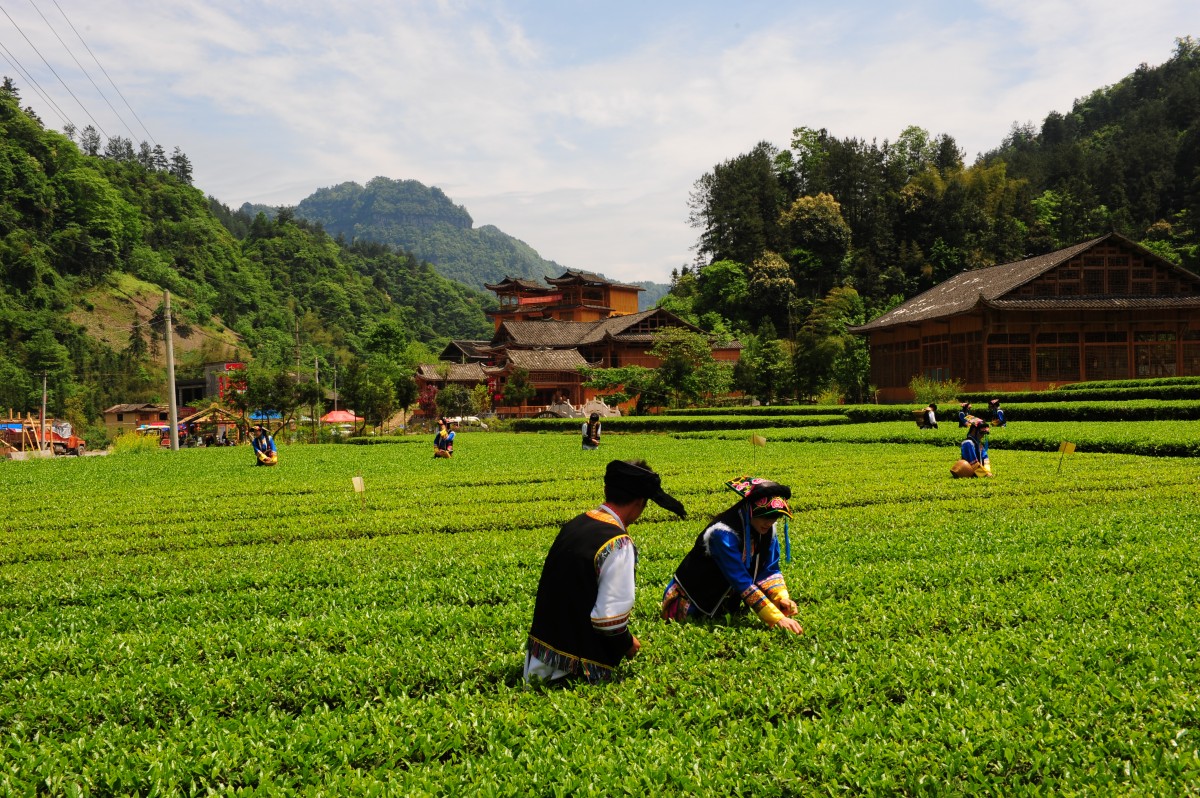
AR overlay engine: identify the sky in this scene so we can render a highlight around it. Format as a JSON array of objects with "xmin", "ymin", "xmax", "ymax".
[{"xmin": 2, "ymin": 1, "xmax": 1198, "ymax": 285}]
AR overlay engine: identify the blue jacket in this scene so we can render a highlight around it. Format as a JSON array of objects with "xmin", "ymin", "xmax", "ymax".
[{"xmin": 961, "ymin": 437, "xmax": 988, "ymax": 465}]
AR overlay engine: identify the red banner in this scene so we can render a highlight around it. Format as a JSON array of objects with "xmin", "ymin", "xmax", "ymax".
[{"xmin": 517, "ymin": 293, "xmax": 562, "ymax": 305}]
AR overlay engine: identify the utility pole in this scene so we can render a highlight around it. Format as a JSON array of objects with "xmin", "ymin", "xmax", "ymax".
[
  {"xmin": 40, "ymin": 372, "xmax": 47, "ymax": 452},
  {"xmin": 164, "ymin": 290, "xmax": 179, "ymax": 451},
  {"xmin": 295, "ymin": 318, "xmax": 301, "ymax": 385},
  {"xmin": 314, "ymin": 355, "xmax": 320, "ymax": 443}
]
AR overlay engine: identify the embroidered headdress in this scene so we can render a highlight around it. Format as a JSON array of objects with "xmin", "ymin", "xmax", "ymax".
[{"xmin": 725, "ymin": 476, "xmax": 792, "ymax": 562}]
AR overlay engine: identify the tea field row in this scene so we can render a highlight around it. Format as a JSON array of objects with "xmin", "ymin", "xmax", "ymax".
[{"xmin": 2, "ymin": 433, "xmax": 1198, "ymax": 793}]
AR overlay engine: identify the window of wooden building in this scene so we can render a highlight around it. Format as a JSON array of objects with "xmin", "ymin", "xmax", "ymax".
[
  {"xmin": 986, "ymin": 333, "xmax": 1031, "ymax": 382},
  {"xmin": 1183, "ymin": 331, "xmax": 1200, "ymax": 376},
  {"xmin": 1083, "ymin": 331, "xmax": 1128, "ymax": 380},
  {"xmin": 1134, "ymin": 331, "xmax": 1177, "ymax": 377},
  {"xmin": 949, "ymin": 331, "xmax": 983, "ymax": 382},
  {"xmin": 1035, "ymin": 332, "xmax": 1080, "ymax": 382},
  {"xmin": 869, "ymin": 339, "xmax": 920, "ymax": 388}
]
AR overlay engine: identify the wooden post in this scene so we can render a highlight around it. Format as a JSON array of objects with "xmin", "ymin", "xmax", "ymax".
[{"xmin": 164, "ymin": 291, "xmax": 179, "ymax": 451}]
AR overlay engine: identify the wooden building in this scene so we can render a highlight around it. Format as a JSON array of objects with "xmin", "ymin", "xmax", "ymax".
[
  {"xmin": 101, "ymin": 403, "xmax": 197, "ymax": 437},
  {"xmin": 416, "ymin": 305, "xmax": 742, "ymax": 416},
  {"xmin": 484, "ymin": 269, "xmax": 643, "ymax": 330},
  {"xmin": 853, "ymin": 233, "xmax": 1200, "ymax": 401}
]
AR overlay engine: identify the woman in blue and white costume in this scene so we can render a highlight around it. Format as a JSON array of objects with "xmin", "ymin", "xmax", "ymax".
[
  {"xmin": 988, "ymin": 398, "xmax": 1006, "ymax": 427},
  {"xmin": 661, "ymin": 476, "xmax": 803, "ymax": 635},
  {"xmin": 957, "ymin": 401, "xmax": 973, "ymax": 427},
  {"xmin": 960, "ymin": 418, "xmax": 993, "ymax": 477}
]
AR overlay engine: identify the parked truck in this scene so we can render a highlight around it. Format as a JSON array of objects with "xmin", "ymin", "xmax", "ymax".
[{"xmin": 1, "ymin": 416, "xmax": 86, "ymax": 456}]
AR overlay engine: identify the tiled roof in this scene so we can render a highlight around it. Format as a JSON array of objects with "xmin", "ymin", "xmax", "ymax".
[
  {"xmin": 852, "ymin": 237, "xmax": 1106, "ymax": 332},
  {"xmin": 498, "ymin": 309, "xmax": 672, "ymax": 347},
  {"xmin": 504, "ymin": 348, "xmax": 590, "ymax": 371},
  {"xmin": 985, "ymin": 296, "xmax": 1200, "ymax": 311},
  {"xmin": 439, "ymin": 339, "xmax": 491, "ymax": 360},
  {"xmin": 416, "ymin": 363, "xmax": 488, "ymax": 381},
  {"xmin": 103, "ymin": 403, "xmax": 163, "ymax": 414},
  {"xmin": 483, "ymin": 276, "xmax": 550, "ymax": 291},
  {"xmin": 853, "ymin": 232, "xmax": 1200, "ymax": 332},
  {"xmin": 545, "ymin": 268, "xmax": 644, "ymax": 291}
]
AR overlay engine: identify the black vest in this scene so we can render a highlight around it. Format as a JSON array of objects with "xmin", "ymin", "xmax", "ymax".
[
  {"xmin": 528, "ymin": 512, "xmax": 634, "ymax": 670},
  {"xmin": 673, "ymin": 522, "xmax": 768, "ymax": 616}
]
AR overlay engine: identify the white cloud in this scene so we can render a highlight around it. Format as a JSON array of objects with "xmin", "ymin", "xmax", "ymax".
[{"xmin": 3, "ymin": 0, "xmax": 1198, "ymax": 283}]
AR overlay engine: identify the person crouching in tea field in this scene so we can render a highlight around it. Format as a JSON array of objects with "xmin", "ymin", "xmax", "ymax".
[
  {"xmin": 525, "ymin": 459, "xmax": 687, "ymax": 685},
  {"xmin": 661, "ymin": 476, "xmax": 803, "ymax": 635},
  {"xmin": 917, "ymin": 402, "xmax": 938, "ymax": 429},
  {"xmin": 250, "ymin": 425, "xmax": 277, "ymax": 466},
  {"xmin": 433, "ymin": 417, "xmax": 455, "ymax": 458},
  {"xmin": 957, "ymin": 401, "xmax": 973, "ymax": 427},
  {"xmin": 582, "ymin": 412, "xmax": 602, "ymax": 450},
  {"xmin": 988, "ymin": 398, "xmax": 1007, "ymax": 427},
  {"xmin": 953, "ymin": 418, "xmax": 993, "ymax": 478}
]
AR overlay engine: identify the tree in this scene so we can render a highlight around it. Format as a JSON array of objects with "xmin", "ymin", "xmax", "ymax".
[
  {"xmin": 79, "ymin": 125, "xmax": 101, "ymax": 156},
  {"xmin": 469, "ymin": 383, "xmax": 492, "ymax": 416},
  {"xmin": 0, "ymin": 355, "xmax": 34, "ymax": 411},
  {"xmin": 733, "ymin": 331, "xmax": 794, "ymax": 404},
  {"xmin": 501, "ymin": 368, "xmax": 535, "ymax": 407},
  {"xmin": 648, "ymin": 327, "xmax": 730, "ymax": 408},
  {"xmin": 688, "ymin": 142, "xmax": 786, "ymax": 266},
  {"xmin": 793, "ymin": 286, "xmax": 870, "ymax": 402},
  {"xmin": 435, "ymin": 383, "xmax": 470, "ymax": 419},
  {"xmin": 580, "ymin": 365, "xmax": 658, "ymax": 411},
  {"xmin": 693, "ymin": 259, "xmax": 750, "ymax": 325},
  {"xmin": 169, "ymin": 147, "xmax": 193, "ymax": 184},
  {"xmin": 341, "ymin": 356, "xmax": 402, "ymax": 431},
  {"xmin": 746, "ymin": 251, "xmax": 796, "ymax": 336},
  {"xmin": 779, "ymin": 193, "xmax": 852, "ymax": 298}
]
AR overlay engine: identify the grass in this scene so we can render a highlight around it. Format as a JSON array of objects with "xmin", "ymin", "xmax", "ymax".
[{"xmin": 2, "ymin": 431, "xmax": 1198, "ymax": 794}]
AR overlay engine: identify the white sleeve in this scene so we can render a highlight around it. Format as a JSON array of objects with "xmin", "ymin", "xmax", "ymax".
[{"xmin": 591, "ymin": 539, "xmax": 635, "ymax": 637}]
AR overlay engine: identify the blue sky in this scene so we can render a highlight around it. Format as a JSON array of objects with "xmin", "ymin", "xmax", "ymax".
[{"xmin": 2, "ymin": 1, "xmax": 1197, "ymax": 284}]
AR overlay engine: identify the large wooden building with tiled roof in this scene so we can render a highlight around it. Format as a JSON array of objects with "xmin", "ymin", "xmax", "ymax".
[
  {"xmin": 484, "ymin": 269, "xmax": 642, "ymax": 329},
  {"xmin": 853, "ymin": 233, "xmax": 1200, "ymax": 401},
  {"xmin": 418, "ymin": 272, "xmax": 741, "ymax": 414}
]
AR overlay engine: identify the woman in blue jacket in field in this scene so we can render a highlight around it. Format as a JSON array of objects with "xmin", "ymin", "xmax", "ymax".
[
  {"xmin": 957, "ymin": 418, "xmax": 993, "ymax": 477},
  {"xmin": 957, "ymin": 401, "xmax": 973, "ymax": 427},
  {"xmin": 661, "ymin": 476, "xmax": 803, "ymax": 635},
  {"xmin": 433, "ymin": 417, "xmax": 455, "ymax": 458},
  {"xmin": 250, "ymin": 425, "xmax": 277, "ymax": 466},
  {"xmin": 988, "ymin": 398, "xmax": 1007, "ymax": 427}
]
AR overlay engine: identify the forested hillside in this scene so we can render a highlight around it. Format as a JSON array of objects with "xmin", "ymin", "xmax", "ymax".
[
  {"xmin": 0, "ymin": 80, "xmax": 492, "ymax": 441},
  {"xmin": 245, "ymin": 177, "xmax": 563, "ymax": 292},
  {"xmin": 247, "ymin": 176, "xmax": 670, "ymax": 309},
  {"xmin": 670, "ymin": 37, "xmax": 1200, "ymax": 403}
]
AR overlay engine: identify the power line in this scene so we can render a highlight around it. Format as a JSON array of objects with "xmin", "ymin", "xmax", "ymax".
[
  {"xmin": 25, "ymin": 0, "xmax": 140, "ymax": 144},
  {"xmin": 0, "ymin": 37, "xmax": 72, "ymax": 126},
  {"xmin": 49, "ymin": 0, "xmax": 156, "ymax": 146},
  {"xmin": 0, "ymin": 1, "xmax": 108, "ymax": 138}
]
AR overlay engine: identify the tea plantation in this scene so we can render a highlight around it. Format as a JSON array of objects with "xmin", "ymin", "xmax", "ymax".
[{"xmin": 2, "ymin": 422, "xmax": 1199, "ymax": 794}]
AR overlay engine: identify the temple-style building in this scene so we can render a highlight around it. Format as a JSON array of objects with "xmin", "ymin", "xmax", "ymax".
[
  {"xmin": 484, "ymin": 269, "xmax": 642, "ymax": 329},
  {"xmin": 418, "ymin": 270, "xmax": 740, "ymax": 415},
  {"xmin": 852, "ymin": 233, "xmax": 1200, "ymax": 401}
]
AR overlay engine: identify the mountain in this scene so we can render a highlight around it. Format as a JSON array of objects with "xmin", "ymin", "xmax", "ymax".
[
  {"xmin": 0, "ymin": 81, "xmax": 492, "ymax": 442},
  {"xmin": 244, "ymin": 176, "xmax": 670, "ymax": 309}
]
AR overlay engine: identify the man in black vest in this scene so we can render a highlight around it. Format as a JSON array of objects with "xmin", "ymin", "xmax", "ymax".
[{"xmin": 524, "ymin": 459, "xmax": 686, "ymax": 685}]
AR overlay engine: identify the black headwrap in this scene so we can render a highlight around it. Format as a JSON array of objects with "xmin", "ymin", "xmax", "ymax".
[{"xmin": 604, "ymin": 460, "xmax": 687, "ymax": 519}]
